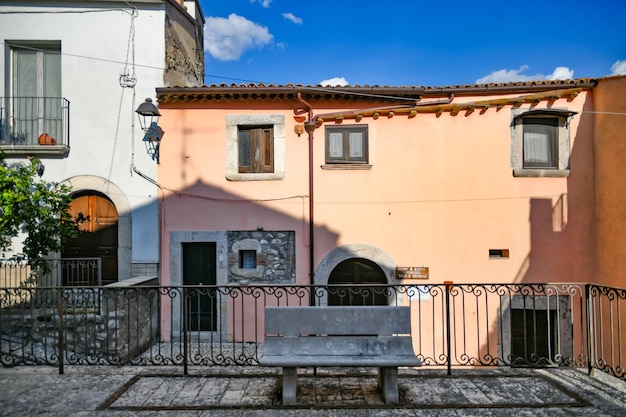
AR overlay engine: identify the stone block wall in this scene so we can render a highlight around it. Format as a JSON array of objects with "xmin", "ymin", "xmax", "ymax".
[
  {"xmin": 227, "ymin": 231, "xmax": 296, "ymax": 284},
  {"xmin": 1, "ymin": 277, "xmax": 159, "ymax": 363}
]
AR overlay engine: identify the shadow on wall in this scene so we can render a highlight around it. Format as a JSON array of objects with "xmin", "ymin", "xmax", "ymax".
[
  {"xmin": 159, "ymin": 179, "xmax": 342, "ymax": 342},
  {"xmin": 477, "ymin": 92, "xmax": 597, "ymax": 366},
  {"xmin": 518, "ymin": 93, "xmax": 596, "ymax": 284},
  {"xmin": 162, "ymin": 178, "xmax": 342, "ymax": 285}
]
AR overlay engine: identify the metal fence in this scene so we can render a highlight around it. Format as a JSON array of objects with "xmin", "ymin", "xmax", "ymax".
[
  {"xmin": 0, "ymin": 258, "xmax": 101, "ymax": 288},
  {"xmin": 0, "ymin": 283, "xmax": 623, "ymax": 381}
]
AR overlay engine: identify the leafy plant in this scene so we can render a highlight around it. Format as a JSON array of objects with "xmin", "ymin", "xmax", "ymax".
[{"xmin": 0, "ymin": 153, "xmax": 77, "ymax": 269}]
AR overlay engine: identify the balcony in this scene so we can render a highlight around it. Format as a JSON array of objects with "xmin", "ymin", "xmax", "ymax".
[{"xmin": 0, "ymin": 97, "xmax": 70, "ymax": 156}]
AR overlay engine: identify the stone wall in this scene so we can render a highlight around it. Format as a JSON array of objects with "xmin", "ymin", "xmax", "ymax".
[
  {"xmin": 227, "ymin": 231, "xmax": 296, "ymax": 284},
  {"xmin": 164, "ymin": 0, "xmax": 204, "ymax": 87},
  {"xmin": 131, "ymin": 263, "xmax": 158, "ymax": 277},
  {"xmin": 101, "ymin": 276, "xmax": 159, "ymax": 359},
  {"xmin": 0, "ymin": 277, "xmax": 159, "ymax": 363}
]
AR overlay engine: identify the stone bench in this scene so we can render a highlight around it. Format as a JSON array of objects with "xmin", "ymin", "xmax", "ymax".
[{"xmin": 259, "ymin": 305, "xmax": 422, "ymax": 405}]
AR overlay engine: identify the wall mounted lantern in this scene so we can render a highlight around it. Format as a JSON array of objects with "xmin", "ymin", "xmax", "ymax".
[{"xmin": 135, "ymin": 98, "xmax": 164, "ymax": 163}]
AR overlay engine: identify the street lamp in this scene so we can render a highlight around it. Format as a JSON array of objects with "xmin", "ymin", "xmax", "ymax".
[{"xmin": 135, "ymin": 98, "xmax": 163, "ymax": 163}]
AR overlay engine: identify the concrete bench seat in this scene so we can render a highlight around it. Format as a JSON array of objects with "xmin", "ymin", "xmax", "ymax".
[{"xmin": 259, "ymin": 306, "xmax": 422, "ymax": 405}]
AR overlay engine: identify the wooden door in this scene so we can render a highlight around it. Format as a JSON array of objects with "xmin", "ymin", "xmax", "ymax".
[
  {"xmin": 62, "ymin": 193, "xmax": 118, "ymax": 285},
  {"xmin": 183, "ymin": 242, "xmax": 217, "ymax": 331},
  {"xmin": 328, "ymin": 258, "xmax": 388, "ymax": 306}
]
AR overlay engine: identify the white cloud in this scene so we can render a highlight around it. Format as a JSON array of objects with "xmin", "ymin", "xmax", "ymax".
[
  {"xmin": 204, "ymin": 14, "xmax": 273, "ymax": 61},
  {"xmin": 546, "ymin": 66, "xmax": 574, "ymax": 80},
  {"xmin": 476, "ymin": 65, "xmax": 574, "ymax": 84},
  {"xmin": 282, "ymin": 12, "xmax": 303, "ymax": 25},
  {"xmin": 319, "ymin": 77, "xmax": 350, "ymax": 87},
  {"xmin": 611, "ymin": 60, "xmax": 626, "ymax": 75},
  {"xmin": 250, "ymin": 0, "xmax": 272, "ymax": 7}
]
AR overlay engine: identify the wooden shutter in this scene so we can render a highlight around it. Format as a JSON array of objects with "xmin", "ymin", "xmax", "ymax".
[{"xmin": 238, "ymin": 126, "xmax": 274, "ymax": 173}]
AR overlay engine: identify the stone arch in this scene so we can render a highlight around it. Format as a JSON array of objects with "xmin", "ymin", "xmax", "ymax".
[
  {"xmin": 314, "ymin": 243, "xmax": 401, "ymax": 306},
  {"xmin": 60, "ymin": 175, "xmax": 132, "ymax": 280},
  {"xmin": 315, "ymin": 243, "xmax": 399, "ymax": 286}
]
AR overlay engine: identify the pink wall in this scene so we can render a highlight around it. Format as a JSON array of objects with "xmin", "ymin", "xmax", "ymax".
[{"xmin": 157, "ymin": 91, "xmax": 595, "ymax": 287}]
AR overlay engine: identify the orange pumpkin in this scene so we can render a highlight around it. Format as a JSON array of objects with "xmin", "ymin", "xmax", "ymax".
[{"xmin": 38, "ymin": 133, "xmax": 56, "ymax": 145}]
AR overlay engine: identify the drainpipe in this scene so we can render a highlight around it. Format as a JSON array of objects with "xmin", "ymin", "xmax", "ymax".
[{"xmin": 296, "ymin": 93, "xmax": 316, "ymax": 305}]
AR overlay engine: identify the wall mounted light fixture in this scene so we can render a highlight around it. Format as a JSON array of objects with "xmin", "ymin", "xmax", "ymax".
[{"xmin": 136, "ymin": 98, "xmax": 164, "ymax": 163}]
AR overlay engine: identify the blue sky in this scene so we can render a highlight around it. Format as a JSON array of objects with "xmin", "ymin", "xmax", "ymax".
[{"xmin": 199, "ymin": 0, "xmax": 626, "ymax": 87}]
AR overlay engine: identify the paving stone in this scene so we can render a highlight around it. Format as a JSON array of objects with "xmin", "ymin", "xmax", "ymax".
[{"xmin": 0, "ymin": 367, "xmax": 625, "ymax": 416}]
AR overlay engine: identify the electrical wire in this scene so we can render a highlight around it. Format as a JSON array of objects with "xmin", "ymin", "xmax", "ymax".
[
  {"xmin": 0, "ymin": 40, "xmax": 420, "ymax": 102},
  {"xmin": 0, "ymin": 9, "xmax": 136, "ymax": 14}
]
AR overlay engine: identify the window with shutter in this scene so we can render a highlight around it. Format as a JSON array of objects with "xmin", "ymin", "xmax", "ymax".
[
  {"xmin": 226, "ymin": 114, "xmax": 285, "ymax": 181},
  {"xmin": 238, "ymin": 125, "xmax": 274, "ymax": 174}
]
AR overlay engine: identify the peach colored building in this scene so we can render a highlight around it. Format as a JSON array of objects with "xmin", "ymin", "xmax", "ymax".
[{"xmin": 154, "ymin": 77, "xmax": 625, "ymax": 347}]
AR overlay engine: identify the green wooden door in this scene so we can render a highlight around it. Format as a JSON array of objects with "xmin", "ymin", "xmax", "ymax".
[
  {"xmin": 328, "ymin": 258, "xmax": 388, "ymax": 306},
  {"xmin": 183, "ymin": 242, "xmax": 217, "ymax": 331}
]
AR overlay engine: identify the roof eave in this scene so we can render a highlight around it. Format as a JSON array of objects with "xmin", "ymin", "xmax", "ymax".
[{"xmin": 156, "ymin": 79, "xmax": 597, "ymax": 104}]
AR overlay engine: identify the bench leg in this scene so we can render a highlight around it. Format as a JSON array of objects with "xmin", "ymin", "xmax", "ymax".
[
  {"xmin": 378, "ymin": 367, "xmax": 399, "ymax": 404},
  {"xmin": 281, "ymin": 367, "xmax": 297, "ymax": 405}
]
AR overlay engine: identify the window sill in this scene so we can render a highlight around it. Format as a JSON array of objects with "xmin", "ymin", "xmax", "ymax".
[
  {"xmin": 513, "ymin": 169, "xmax": 569, "ymax": 178},
  {"xmin": 321, "ymin": 164, "xmax": 372, "ymax": 170},
  {"xmin": 226, "ymin": 172, "xmax": 285, "ymax": 181},
  {"xmin": 0, "ymin": 144, "xmax": 70, "ymax": 156}
]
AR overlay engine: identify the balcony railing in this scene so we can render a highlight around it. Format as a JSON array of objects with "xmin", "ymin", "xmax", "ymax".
[
  {"xmin": 0, "ymin": 97, "xmax": 70, "ymax": 150},
  {"xmin": 0, "ymin": 282, "xmax": 624, "ymax": 383}
]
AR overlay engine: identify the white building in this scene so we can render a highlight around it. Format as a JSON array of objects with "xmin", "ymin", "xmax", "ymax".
[{"xmin": 0, "ymin": 0, "xmax": 204, "ymax": 284}]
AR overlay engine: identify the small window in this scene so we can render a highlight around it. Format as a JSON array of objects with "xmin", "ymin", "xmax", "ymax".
[
  {"xmin": 325, "ymin": 125, "xmax": 368, "ymax": 164},
  {"xmin": 511, "ymin": 309, "xmax": 558, "ymax": 364},
  {"xmin": 489, "ymin": 249, "xmax": 509, "ymax": 259},
  {"xmin": 225, "ymin": 114, "xmax": 285, "ymax": 181},
  {"xmin": 522, "ymin": 118, "xmax": 558, "ymax": 168},
  {"xmin": 510, "ymin": 108, "xmax": 577, "ymax": 178},
  {"xmin": 239, "ymin": 250, "xmax": 257, "ymax": 269},
  {"xmin": 238, "ymin": 125, "xmax": 274, "ymax": 173}
]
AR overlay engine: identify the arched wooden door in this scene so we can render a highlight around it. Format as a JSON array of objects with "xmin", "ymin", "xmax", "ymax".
[
  {"xmin": 328, "ymin": 257, "xmax": 388, "ymax": 306},
  {"xmin": 62, "ymin": 192, "xmax": 118, "ymax": 285}
]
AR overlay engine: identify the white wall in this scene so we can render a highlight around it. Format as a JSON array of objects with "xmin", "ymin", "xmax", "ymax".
[{"xmin": 0, "ymin": 1, "xmax": 166, "ymax": 271}]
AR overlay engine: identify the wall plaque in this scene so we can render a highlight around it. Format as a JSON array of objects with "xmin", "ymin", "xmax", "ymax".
[{"xmin": 396, "ymin": 266, "xmax": 429, "ymax": 280}]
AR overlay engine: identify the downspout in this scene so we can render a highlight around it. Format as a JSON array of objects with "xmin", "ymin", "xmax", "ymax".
[{"xmin": 296, "ymin": 92, "xmax": 316, "ymax": 304}]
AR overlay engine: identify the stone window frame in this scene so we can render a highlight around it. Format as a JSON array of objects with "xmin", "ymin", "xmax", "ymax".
[
  {"xmin": 226, "ymin": 114, "xmax": 285, "ymax": 181},
  {"xmin": 229, "ymin": 239, "xmax": 265, "ymax": 280},
  {"xmin": 510, "ymin": 108, "xmax": 577, "ymax": 178}
]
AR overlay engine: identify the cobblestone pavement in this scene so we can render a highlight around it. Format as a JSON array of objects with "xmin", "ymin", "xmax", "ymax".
[{"xmin": 0, "ymin": 366, "xmax": 625, "ymax": 416}]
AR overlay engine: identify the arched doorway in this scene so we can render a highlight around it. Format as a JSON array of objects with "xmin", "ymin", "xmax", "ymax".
[
  {"xmin": 62, "ymin": 192, "xmax": 118, "ymax": 285},
  {"xmin": 328, "ymin": 257, "xmax": 388, "ymax": 305}
]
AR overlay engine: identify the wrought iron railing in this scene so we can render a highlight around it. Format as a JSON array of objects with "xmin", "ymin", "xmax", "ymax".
[
  {"xmin": 0, "ymin": 283, "xmax": 623, "ymax": 382},
  {"xmin": 0, "ymin": 258, "xmax": 101, "ymax": 288},
  {"xmin": 0, "ymin": 97, "xmax": 70, "ymax": 147},
  {"xmin": 587, "ymin": 284, "xmax": 626, "ymax": 380}
]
